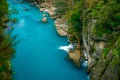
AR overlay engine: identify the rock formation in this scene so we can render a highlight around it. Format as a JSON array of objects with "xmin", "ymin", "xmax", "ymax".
[
  {"xmin": 54, "ymin": 19, "xmax": 68, "ymax": 36},
  {"xmin": 69, "ymin": 50, "xmax": 81, "ymax": 67},
  {"xmin": 41, "ymin": 17, "xmax": 47, "ymax": 23}
]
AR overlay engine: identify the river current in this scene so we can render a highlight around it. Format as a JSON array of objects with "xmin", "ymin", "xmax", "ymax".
[{"xmin": 8, "ymin": 0, "xmax": 88, "ymax": 80}]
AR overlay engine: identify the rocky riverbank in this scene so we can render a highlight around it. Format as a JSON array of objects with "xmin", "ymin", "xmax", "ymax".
[
  {"xmin": 54, "ymin": 19, "xmax": 68, "ymax": 36},
  {"xmin": 21, "ymin": 0, "xmax": 120, "ymax": 80},
  {"xmin": 36, "ymin": 1, "xmax": 82, "ymax": 67},
  {"xmin": 29, "ymin": 1, "xmax": 68, "ymax": 37}
]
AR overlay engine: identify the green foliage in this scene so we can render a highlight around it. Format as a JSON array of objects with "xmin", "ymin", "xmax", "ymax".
[
  {"xmin": 92, "ymin": 0, "xmax": 120, "ymax": 38},
  {"xmin": 0, "ymin": 66, "xmax": 5, "ymax": 72},
  {"xmin": 94, "ymin": 26, "xmax": 103, "ymax": 37},
  {"xmin": 70, "ymin": 11, "xmax": 81, "ymax": 32},
  {"xmin": 91, "ymin": 0, "xmax": 104, "ymax": 18},
  {"xmin": 54, "ymin": 0, "xmax": 120, "ymax": 78},
  {"xmin": 112, "ymin": 36, "xmax": 120, "ymax": 62},
  {"xmin": 54, "ymin": 0, "xmax": 68, "ymax": 17},
  {"xmin": 0, "ymin": 0, "xmax": 8, "ymax": 25},
  {"xmin": 112, "ymin": 48, "xmax": 118, "ymax": 55},
  {"xmin": 93, "ymin": 24, "xmax": 112, "ymax": 37},
  {"xmin": 60, "ymin": 0, "xmax": 84, "ymax": 43},
  {"xmin": 103, "ymin": 48, "xmax": 110, "ymax": 57},
  {"xmin": 91, "ymin": 9, "xmax": 97, "ymax": 18},
  {"xmin": 97, "ymin": 0, "xmax": 120, "ymax": 29},
  {"xmin": 0, "ymin": 0, "xmax": 16, "ymax": 79}
]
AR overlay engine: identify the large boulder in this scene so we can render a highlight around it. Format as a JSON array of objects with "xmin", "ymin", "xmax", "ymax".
[
  {"xmin": 48, "ymin": 10, "xmax": 56, "ymax": 19},
  {"xmin": 69, "ymin": 50, "xmax": 81, "ymax": 67},
  {"xmin": 40, "ymin": 8, "xmax": 45, "ymax": 12},
  {"xmin": 54, "ymin": 19, "xmax": 68, "ymax": 36},
  {"xmin": 48, "ymin": 7, "xmax": 56, "ymax": 18},
  {"xmin": 41, "ymin": 17, "xmax": 47, "ymax": 23}
]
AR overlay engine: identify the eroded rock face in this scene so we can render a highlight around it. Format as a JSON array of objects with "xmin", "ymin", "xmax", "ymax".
[
  {"xmin": 40, "ymin": 3, "xmax": 56, "ymax": 18},
  {"xmin": 90, "ymin": 49, "xmax": 120, "ymax": 80},
  {"xmin": 69, "ymin": 50, "xmax": 81, "ymax": 67},
  {"xmin": 54, "ymin": 19, "xmax": 68, "ymax": 36},
  {"xmin": 48, "ymin": 7, "xmax": 56, "ymax": 18},
  {"xmin": 83, "ymin": 17, "xmax": 120, "ymax": 80}
]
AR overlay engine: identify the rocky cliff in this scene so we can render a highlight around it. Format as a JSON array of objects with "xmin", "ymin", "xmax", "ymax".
[
  {"xmin": 56, "ymin": 0, "xmax": 120, "ymax": 79},
  {"xmin": 24, "ymin": 0, "xmax": 120, "ymax": 80},
  {"xmin": 82, "ymin": 0, "xmax": 120, "ymax": 80}
]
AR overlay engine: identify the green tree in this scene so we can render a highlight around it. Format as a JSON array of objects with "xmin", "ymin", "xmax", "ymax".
[{"xmin": 0, "ymin": 0, "xmax": 16, "ymax": 80}]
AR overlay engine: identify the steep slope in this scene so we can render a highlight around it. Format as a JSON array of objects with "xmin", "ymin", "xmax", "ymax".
[{"xmin": 23, "ymin": 0, "xmax": 120, "ymax": 80}]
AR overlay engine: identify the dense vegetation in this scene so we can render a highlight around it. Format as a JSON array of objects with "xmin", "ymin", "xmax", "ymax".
[
  {"xmin": 0, "ymin": 0, "xmax": 15, "ymax": 80},
  {"xmin": 53, "ymin": 0, "xmax": 120, "ymax": 79},
  {"xmin": 54, "ymin": 0, "xmax": 120, "ymax": 58}
]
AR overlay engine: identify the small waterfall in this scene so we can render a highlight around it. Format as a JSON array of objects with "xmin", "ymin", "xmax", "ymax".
[
  {"xmin": 58, "ymin": 44, "xmax": 74, "ymax": 52},
  {"xmin": 59, "ymin": 44, "xmax": 88, "ymax": 67},
  {"xmin": 44, "ymin": 9, "xmax": 49, "ymax": 13},
  {"xmin": 83, "ymin": 50, "xmax": 88, "ymax": 60}
]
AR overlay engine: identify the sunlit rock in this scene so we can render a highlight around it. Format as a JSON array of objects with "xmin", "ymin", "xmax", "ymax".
[
  {"xmin": 69, "ymin": 50, "xmax": 81, "ymax": 67},
  {"xmin": 54, "ymin": 19, "xmax": 68, "ymax": 36},
  {"xmin": 41, "ymin": 17, "xmax": 47, "ymax": 23},
  {"xmin": 40, "ymin": 8, "xmax": 45, "ymax": 12}
]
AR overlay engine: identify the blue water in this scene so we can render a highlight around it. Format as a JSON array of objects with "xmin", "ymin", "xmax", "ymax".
[{"xmin": 8, "ymin": 0, "xmax": 88, "ymax": 80}]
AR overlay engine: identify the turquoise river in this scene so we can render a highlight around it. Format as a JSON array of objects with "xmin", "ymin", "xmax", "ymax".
[{"xmin": 8, "ymin": 0, "xmax": 88, "ymax": 80}]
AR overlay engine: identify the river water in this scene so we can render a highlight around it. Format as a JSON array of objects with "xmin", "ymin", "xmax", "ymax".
[{"xmin": 8, "ymin": 0, "xmax": 88, "ymax": 80}]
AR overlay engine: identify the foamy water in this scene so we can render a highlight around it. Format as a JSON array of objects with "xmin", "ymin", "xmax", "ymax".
[
  {"xmin": 82, "ymin": 61, "xmax": 88, "ymax": 67},
  {"xmin": 58, "ymin": 44, "xmax": 73, "ymax": 52}
]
